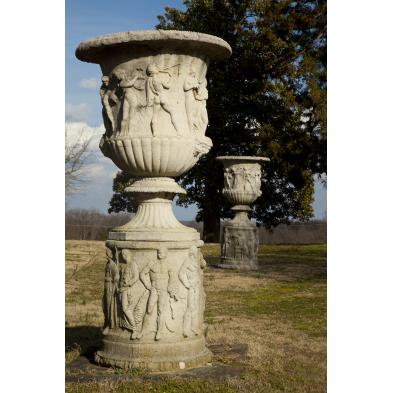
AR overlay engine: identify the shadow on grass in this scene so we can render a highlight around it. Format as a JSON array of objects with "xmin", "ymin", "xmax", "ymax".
[
  {"xmin": 66, "ymin": 325, "xmax": 102, "ymax": 360},
  {"xmin": 255, "ymin": 257, "xmax": 326, "ymax": 281},
  {"xmin": 205, "ymin": 255, "xmax": 221, "ymax": 266},
  {"xmin": 205, "ymin": 254, "xmax": 326, "ymax": 282}
]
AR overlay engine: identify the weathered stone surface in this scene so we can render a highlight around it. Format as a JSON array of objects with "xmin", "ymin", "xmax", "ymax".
[
  {"xmin": 75, "ymin": 29, "xmax": 231, "ymax": 371},
  {"xmin": 96, "ymin": 244, "xmax": 210, "ymax": 371},
  {"xmin": 221, "ymin": 225, "xmax": 259, "ymax": 270},
  {"xmin": 216, "ymin": 156, "xmax": 269, "ymax": 270},
  {"xmin": 75, "ymin": 30, "xmax": 232, "ymax": 64}
]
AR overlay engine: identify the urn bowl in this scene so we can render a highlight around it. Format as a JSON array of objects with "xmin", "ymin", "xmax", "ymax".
[
  {"xmin": 76, "ymin": 30, "xmax": 231, "ymax": 178},
  {"xmin": 216, "ymin": 156, "xmax": 270, "ymax": 206}
]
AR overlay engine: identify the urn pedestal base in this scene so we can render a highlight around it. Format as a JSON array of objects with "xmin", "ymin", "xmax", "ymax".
[
  {"xmin": 219, "ymin": 221, "xmax": 259, "ymax": 271},
  {"xmin": 98, "ymin": 225, "xmax": 211, "ymax": 372}
]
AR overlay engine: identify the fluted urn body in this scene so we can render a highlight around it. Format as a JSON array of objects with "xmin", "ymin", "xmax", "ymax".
[
  {"xmin": 76, "ymin": 30, "xmax": 231, "ymax": 372},
  {"xmin": 217, "ymin": 156, "xmax": 269, "ymax": 270}
]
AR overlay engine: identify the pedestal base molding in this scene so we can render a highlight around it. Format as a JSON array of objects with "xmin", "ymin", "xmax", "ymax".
[{"xmin": 95, "ymin": 335, "xmax": 211, "ymax": 372}]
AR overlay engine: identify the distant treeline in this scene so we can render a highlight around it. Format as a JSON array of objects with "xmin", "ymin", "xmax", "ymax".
[
  {"xmin": 258, "ymin": 221, "xmax": 326, "ymax": 244},
  {"xmin": 65, "ymin": 209, "xmax": 132, "ymax": 241},
  {"xmin": 65, "ymin": 209, "xmax": 326, "ymax": 244}
]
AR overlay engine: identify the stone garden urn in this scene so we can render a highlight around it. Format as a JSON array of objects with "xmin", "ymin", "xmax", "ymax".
[
  {"xmin": 75, "ymin": 30, "xmax": 231, "ymax": 371},
  {"xmin": 216, "ymin": 156, "xmax": 269, "ymax": 270}
]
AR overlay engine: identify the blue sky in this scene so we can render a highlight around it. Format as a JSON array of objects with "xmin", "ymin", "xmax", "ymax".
[
  {"xmin": 66, "ymin": 0, "xmax": 326, "ymax": 220},
  {"xmin": 66, "ymin": 0, "xmax": 186, "ymax": 126}
]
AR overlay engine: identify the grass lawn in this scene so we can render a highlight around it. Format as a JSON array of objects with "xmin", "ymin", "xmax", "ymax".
[{"xmin": 66, "ymin": 241, "xmax": 326, "ymax": 393}]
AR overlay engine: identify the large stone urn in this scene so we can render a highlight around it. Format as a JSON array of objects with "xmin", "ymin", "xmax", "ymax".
[
  {"xmin": 216, "ymin": 156, "xmax": 269, "ymax": 270},
  {"xmin": 75, "ymin": 30, "xmax": 231, "ymax": 371}
]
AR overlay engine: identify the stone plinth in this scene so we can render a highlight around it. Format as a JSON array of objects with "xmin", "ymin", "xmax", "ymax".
[
  {"xmin": 97, "ymin": 238, "xmax": 210, "ymax": 371},
  {"xmin": 216, "ymin": 156, "xmax": 269, "ymax": 270},
  {"xmin": 221, "ymin": 218, "xmax": 259, "ymax": 270},
  {"xmin": 75, "ymin": 30, "xmax": 231, "ymax": 371}
]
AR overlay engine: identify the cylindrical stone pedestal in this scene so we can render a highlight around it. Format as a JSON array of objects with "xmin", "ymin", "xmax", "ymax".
[
  {"xmin": 221, "ymin": 209, "xmax": 259, "ymax": 270},
  {"xmin": 97, "ymin": 234, "xmax": 210, "ymax": 370}
]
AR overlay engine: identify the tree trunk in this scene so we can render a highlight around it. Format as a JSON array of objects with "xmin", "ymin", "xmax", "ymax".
[{"xmin": 202, "ymin": 208, "xmax": 221, "ymax": 243}]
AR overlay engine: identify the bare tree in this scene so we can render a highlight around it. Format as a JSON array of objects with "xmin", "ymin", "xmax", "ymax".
[{"xmin": 65, "ymin": 124, "xmax": 92, "ymax": 195}]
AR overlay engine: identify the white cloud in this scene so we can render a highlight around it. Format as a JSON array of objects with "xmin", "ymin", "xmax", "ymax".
[
  {"xmin": 97, "ymin": 154, "xmax": 120, "ymax": 178},
  {"xmin": 65, "ymin": 121, "xmax": 104, "ymax": 151},
  {"xmin": 79, "ymin": 78, "xmax": 99, "ymax": 89},
  {"xmin": 65, "ymin": 103, "xmax": 90, "ymax": 122},
  {"xmin": 65, "ymin": 122, "xmax": 118, "ymax": 185},
  {"xmin": 84, "ymin": 163, "xmax": 106, "ymax": 178}
]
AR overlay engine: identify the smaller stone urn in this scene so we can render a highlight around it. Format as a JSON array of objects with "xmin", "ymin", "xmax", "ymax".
[{"xmin": 216, "ymin": 156, "xmax": 269, "ymax": 270}]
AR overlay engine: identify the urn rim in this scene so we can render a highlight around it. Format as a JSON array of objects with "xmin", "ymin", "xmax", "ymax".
[
  {"xmin": 76, "ymin": 29, "xmax": 232, "ymax": 64},
  {"xmin": 216, "ymin": 156, "xmax": 270, "ymax": 163}
]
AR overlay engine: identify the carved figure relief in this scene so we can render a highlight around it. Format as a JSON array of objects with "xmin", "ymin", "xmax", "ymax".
[
  {"xmin": 118, "ymin": 249, "xmax": 148, "ymax": 339},
  {"xmin": 194, "ymin": 78, "xmax": 208, "ymax": 134},
  {"xmin": 223, "ymin": 166, "xmax": 262, "ymax": 196},
  {"xmin": 223, "ymin": 231, "xmax": 230, "ymax": 256},
  {"xmin": 178, "ymin": 246, "xmax": 202, "ymax": 337},
  {"xmin": 199, "ymin": 251, "xmax": 207, "ymax": 329},
  {"xmin": 137, "ymin": 248, "xmax": 178, "ymax": 340},
  {"xmin": 100, "ymin": 76, "xmax": 119, "ymax": 135},
  {"xmin": 234, "ymin": 233, "xmax": 247, "ymax": 259},
  {"xmin": 244, "ymin": 170, "xmax": 261, "ymax": 194},
  {"xmin": 103, "ymin": 247, "xmax": 120, "ymax": 335},
  {"xmin": 222, "ymin": 228, "xmax": 258, "ymax": 262},
  {"xmin": 254, "ymin": 171, "xmax": 261, "ymax": 190},
  {"xmin": 146, "ymin": 64, "xmax": 182, "ymax": 137},
  {"xmin": 103, "ymin": 246, "xmax": 208, "ymax": 341},
  {"xmin": 232, "ymin": 168, "xmax": 243, "ymax": 190},
  {"xmin": 224, "ymin": 168, "xmax": 234, "ymax": 189},
  {"xmin": 184, "ymin": 66, "xmax": 209, "ymax": 137},
  {"xmin": 97, "ymin": 63, "xmax": 214, "ymax": 178},
  {"xmin": 183, "ymin": 67, "xmax": 200, "ymax": 133},
  {"xmin": 118, "ymin": 68, "xmax": 145, "ymax": 137}
]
